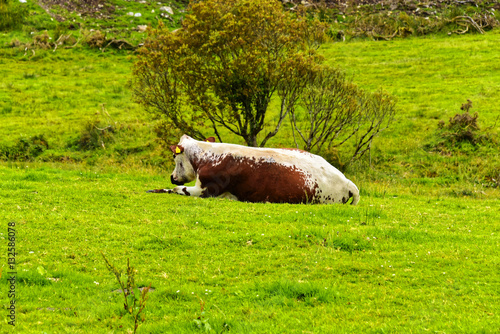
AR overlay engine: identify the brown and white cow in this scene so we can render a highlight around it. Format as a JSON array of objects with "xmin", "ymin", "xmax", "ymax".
[{"xmin": 148, "ymin": 135, "xmax": 360, "ymax": 205}]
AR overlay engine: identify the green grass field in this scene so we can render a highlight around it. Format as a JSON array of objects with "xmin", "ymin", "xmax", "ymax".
[
  {"xmin": 1, "ymin": 165, "xmax": 499, "ymax": 333},
  {"xmin": 1, "ymin": 1, "xmax": 500, "ymax": 332}
]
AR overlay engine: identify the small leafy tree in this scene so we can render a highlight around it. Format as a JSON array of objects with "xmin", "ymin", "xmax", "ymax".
[
  {"xmin": 290, "ymin": 65, "xmax": 396, "ymax": 167},
  {"xmin": 132, "ymin": 0, "xmax": 327, "ymax": 147},
  {"xmin": 289, "ymin": 66, "xmax": 358, "ymax": 152},
  {"xmin": 346, "ymin": 89, "xmax": 396, "ymax": 165}
]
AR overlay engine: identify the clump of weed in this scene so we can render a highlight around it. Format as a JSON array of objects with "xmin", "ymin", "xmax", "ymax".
[
  {"xmin": 427, "ymin": 100, "xmax": 495, "ymax": 153},
  {"xmin": 51, "ymin": 24, "xmax": 77, "ymax": 49},
  {"xmin": 69, "ymin": 108, "xmax": 116, "ymax": 150},
  {"xmin": 484, "ymin": 166, "xmax": 500, "ymax": 188},
  {"xmin": 10, "ymin": 27, "xmax": 134, "ymax": 57},
  {"xmin": 9, "ymin": 38, "xmax": 22, "ymax": 48},
  {"xmin": 192, "ymin": 296, "xmax": 231, "ymax": 333},
  {"xmin": 101, "ymin": 253, "xmax": 151, "ymax": 334},
  {"xmin": 193, "ymin": 297, "xmax": 213, "ymax": 332},
  {"xmin": 10, "ymin": 28, "xmax": 77, "ymax": 56},
  {"xmin": 83, "ymin": 29, "xmax": 136, "ymax": 50},
  {"xmin": 253, "ymin": 280, "xmax": 341, "ymax": 306},
  {"xmin": 84, "ymin": 29, "xmax": 107, "ymax": 48},
  {"xmin": 73, "ymin": 119, "xmax": 115, "ymax": 150},
  {"xmin": 0, "ymin": 134, "xmax": 49, "ymax": 161},
  {"xmin": 32, "ymin": 31, "xmax": 52, "ymax": 49},
  {"xmin": 439, "ymin": 99, "xmax": 479, "ymax": 142}
]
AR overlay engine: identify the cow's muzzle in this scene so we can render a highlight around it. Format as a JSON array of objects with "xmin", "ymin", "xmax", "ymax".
[{"xmin": 171, "ymin": 175, "xmax": 185, "ymax": 186}]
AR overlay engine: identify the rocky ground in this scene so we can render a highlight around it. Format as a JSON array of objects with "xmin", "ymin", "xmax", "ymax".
[
  {"xmin": 11, "ymin": 0, "xmax": 499, "ymax": 50},
  {"xmin": 37, "ymin": 0, "xmax": 115, "ymax": 20},
  {"xmin": 35, "ymin": 0, "xmax": 185, "ymax": 22},
  {"xmin": 35, "ymin": 0, "xmax": 500, "ymax": 20}
]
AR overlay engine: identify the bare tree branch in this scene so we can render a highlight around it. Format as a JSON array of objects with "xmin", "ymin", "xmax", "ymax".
[{"xmin": 291, "ymin": 65, "xmax": 396, "ymax": 168}]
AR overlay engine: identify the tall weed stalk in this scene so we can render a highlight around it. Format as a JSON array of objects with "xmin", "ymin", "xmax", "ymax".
[{"xmin": 101, "ymin": 253, "xmax": 151, "ymax": 334}]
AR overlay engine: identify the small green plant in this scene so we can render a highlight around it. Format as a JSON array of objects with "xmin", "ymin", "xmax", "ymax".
[
  {"xmin": 193, "ymin": 297, "xmax": 213, "ymax": 332},
  {"xmin": 192, "ymin": 297, "xmax": 230, "ymax": 333},
  {"xmin": 101, "ymin": 253, "xmax": 151, "ymax": 334}
]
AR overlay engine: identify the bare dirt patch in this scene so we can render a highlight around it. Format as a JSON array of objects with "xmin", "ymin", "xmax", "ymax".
[{"xmin": 38, "ymin": 0, "xmax": 116, "ymax": 21}]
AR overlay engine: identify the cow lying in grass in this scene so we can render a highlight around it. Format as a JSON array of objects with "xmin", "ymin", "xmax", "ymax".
[{"xmin": 148, "ymin": 135, "xmax": 360, "ymax": 205}]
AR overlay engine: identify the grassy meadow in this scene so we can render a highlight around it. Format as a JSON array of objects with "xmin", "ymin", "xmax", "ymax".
[
  {"xmin": 1, "ymin": 165, "xmax": 499, "ymax": 333},
  {"xmin": 1, "ymin": 2, "xmax": 500, "ymax": 332}
]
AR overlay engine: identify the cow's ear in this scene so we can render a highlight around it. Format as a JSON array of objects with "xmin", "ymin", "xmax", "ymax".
[
  {"xmin": 170, "ymin": 145, "xmax": 184, "ymax": 154},
  {"xmin": 205, "ymin": 137, "xmax": 216, "ymax": 143}
]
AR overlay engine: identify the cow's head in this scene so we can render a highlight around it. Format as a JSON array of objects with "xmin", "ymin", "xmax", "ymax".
[{"xmin": 169, "ymin": 144, "xmax": 196, "ymax": 185}]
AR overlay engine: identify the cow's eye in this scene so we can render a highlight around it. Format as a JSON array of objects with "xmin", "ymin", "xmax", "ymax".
[{"xmin": 173, "ymin": 154, "xmax": 176, "ymax": 159}]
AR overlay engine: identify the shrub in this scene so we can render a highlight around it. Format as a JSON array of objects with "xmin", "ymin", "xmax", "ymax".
[
  {"xmin": 68, "ymin": 110, "xmax": 117, "ymax": 151},
  {"xmin": 289, "ymin": 65, "xmax": 396, "ymax": 168},
  {"xmin": 84, "ymin": 29, "xmax": 107, "ymax": 48},
  {"xmin": 440, "ymin": 101, "xmax": 482, "ymax": 145},
  {"xmin": 0, "ymin": 0, "xmax": 27, "ymax": 32},
  {"xmin": 0, "ymin": 134, "xmax": 49, "ymax": 161},
  {"xmin": 32, "ymin": 31, "xmax": 52, "ymax": 49},
  {"xmin": 427, "ymin": 100, "xmax": 496, "ymax": 153},
  {"xmin": 72, "ymin": 119, "xmax": 115, "ymax": 151}
]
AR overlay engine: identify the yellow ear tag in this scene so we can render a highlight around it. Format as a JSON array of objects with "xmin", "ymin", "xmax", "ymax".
[{"xmin": 175, "ymin": 147, "xmax": 181, "ymax": 154}]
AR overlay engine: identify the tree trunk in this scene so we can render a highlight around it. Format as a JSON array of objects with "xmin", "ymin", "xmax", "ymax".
[{"xmin": 249, "ymin": 135, "xmax": 258, "ymax": 147}]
